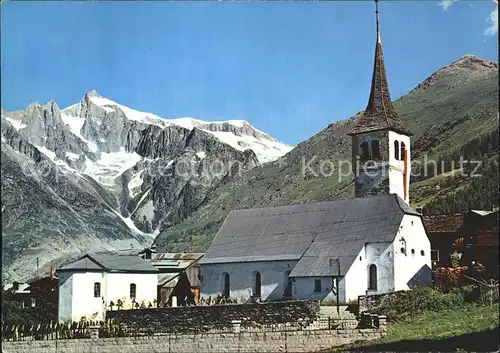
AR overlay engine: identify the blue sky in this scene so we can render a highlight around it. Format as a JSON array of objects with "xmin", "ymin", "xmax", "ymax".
[{"xmin": 1, "ymin": 1, "xmax": 498, "ymax": 145}]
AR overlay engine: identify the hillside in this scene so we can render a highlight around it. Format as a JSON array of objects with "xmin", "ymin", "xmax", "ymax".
[
  {"xmin": 331, "ymin": 305, "xmax": 499, "ymax": 352},
  {"xmin": 154, "ymin": 54, "xmax": 499, "ymax": 251}
]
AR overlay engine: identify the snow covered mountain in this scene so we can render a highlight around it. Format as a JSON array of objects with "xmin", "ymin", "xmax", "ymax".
[
  {"xmin": 1, "ymin": 90, "xmax": 293, "ymax": 281},
  {"xmin": 62, "ymin": 90, "xmax": 291, "ymax": 164}
]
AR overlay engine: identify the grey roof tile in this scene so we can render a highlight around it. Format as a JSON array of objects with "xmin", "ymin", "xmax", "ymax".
[
  {"xmin": 57, "ymin": 257, "xmax": 102, "ymax": 271},
  {"xmin": 151, "ymin": 253, "xmax": 204, "ymax": 268},
  {"xmin": 58, "ymin": 254, "xmax": 158, "ymax": 273}
]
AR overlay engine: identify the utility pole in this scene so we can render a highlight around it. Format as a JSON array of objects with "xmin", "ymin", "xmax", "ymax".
[
  {"xmin": 330, "ymin": 258, "xmax": 342, "ymax": 316},
  {"xmin": 336, "ymin": 258, "xmax": 340, "ymax": 316},
  {"xmin": 36, "ymin": 257, "xmax": 39, "ymax": 278}
]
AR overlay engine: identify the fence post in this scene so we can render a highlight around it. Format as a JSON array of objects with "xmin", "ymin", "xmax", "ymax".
[
  {"xmin": 89, "ymin": 325, "xmax": 100, "ymax": 339},
  {"xmin": 378, "ymin": 315, "xmax": 387, "ymax": 329},
  {"xmin": 231, "ymin": 320, "xmax": 242, "ymax": 334},
  {"xmin": 284, "ymin": 329, "xmax": 288, "ymax": 353}
]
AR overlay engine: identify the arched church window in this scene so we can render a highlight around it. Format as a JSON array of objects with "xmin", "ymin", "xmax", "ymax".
[
  {"xmin": 252, "ymin": 271, "xmax": 262, "ymax": 297},
  {"xmin": 94, "ymin": 282, "xmax": 101, "ymax": 298},
  {"xmin": 400, "ymin": 142, "xmax": 406, "ymax": 161},
  {"xmin": 368, "ymin": 265, "xmax": 377, "ymax": 290},
  {"xmin": 394, "ymin": 141, "xmax": 400, "ymax": 160},
  {"xmin": 129, "ymin": 283, "xmax": 136, "ymax": 300},
  {"xmin": 360, "ymin": 141, "xmax": 370, "ymax": 162},
  {"xmin": 371, "ymin": 140, "xmax": 381, "ymax": 160},
  {"xmin": 221, "ymin": 272, "xmax": 230, "ymax": 297}
]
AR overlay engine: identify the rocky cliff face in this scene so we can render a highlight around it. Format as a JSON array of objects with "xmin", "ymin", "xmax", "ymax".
[{"xmin": 1, "ymin": 91, "xmax": 292, "ymax": 281}]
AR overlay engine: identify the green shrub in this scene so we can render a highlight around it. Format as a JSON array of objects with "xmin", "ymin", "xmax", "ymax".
[
  {"xmin": 450, "ymin": 285, "xmax": 480, "ymax": 303},
  {"xmin": 320, "ymin": 300, "xmax": 337, "ymax": 306},
  {"xmin": 373, "ymin": 286, "xmax": 469, "ymax": 321},
  {"xmin": 1, "ymin": 289, "xmax": 57, "ymax": 325},
  {"xmin": 320, "ymin": 299, "xmax": 358, "ymax": 306}
]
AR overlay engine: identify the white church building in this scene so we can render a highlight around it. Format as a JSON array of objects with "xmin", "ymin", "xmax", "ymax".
[
  {"xmin": 57, "ymin": 253, "xmax": 158, "ymax": 323},
  {"xmin": 199, "ymin": 1, "xmax": 432, "ymax": 304}
]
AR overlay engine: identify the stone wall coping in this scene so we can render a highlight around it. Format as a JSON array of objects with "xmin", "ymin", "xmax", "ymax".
[
  {"xmin": 2, "ymin": 327, "xmax": 387, "ymax": 353},
  {"xmin": 1, "ymin": 326, "xmax": 386, "ymax": 346}
]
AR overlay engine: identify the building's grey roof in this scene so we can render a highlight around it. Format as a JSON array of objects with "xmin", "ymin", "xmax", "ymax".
[
  {"xmin": 57, "ymin": 254, "xmax": 158, "ymax": 273},
  {"xmin": 201, "ymin": 194, "xmax": 420, "ymax": 277},
  {"xmin": 150, "ymin": 253, "xmax": 204, "ymax": 269},
  {"xmin": 289, "ymin": 241, "xmax": 346, "ymax": 278},
  {"xmin": 57, "ymin": 256, "xmax": 103, "ymax": 271}
]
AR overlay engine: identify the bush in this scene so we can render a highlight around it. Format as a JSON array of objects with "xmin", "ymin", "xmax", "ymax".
[
  {"xmin": 433, "ymin": 266, "xmax": 469, "ymax": 292},
  {"xmin": 372, "ymin": 286, "xmax": 469, "ymax": 321},
  {"xmin": 450, "ymin": 285, "xmax": 480, "ymax": 303},
  {"xmin": 321, "ymin": 299, "xmax": 358, "ymax": 306},
  {"xmin": 321, "ymin": 300, "xmax": 343, "ymax": 306},
  {"xmin": 1, "ymin": 289, "xmax": 57, "ymax": 325}
]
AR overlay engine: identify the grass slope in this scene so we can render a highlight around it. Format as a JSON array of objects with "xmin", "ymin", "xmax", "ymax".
[
  {"xmin": 155, "ymin": 55, "xmax": 498, "ymax": 251},
  {"xmin": 330, "ymin": 305, "xmax": 499, "ymax": 352}
]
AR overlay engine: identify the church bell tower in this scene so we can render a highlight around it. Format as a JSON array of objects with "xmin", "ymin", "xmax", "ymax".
[{"xmin": 348, "ymin": 0, "xmax": 413, "ymax": 204}]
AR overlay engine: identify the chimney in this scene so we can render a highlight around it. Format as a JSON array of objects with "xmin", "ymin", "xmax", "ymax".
[{"xmin": 416, "ymin": 206, "xmax": 423, "ymax": 215}]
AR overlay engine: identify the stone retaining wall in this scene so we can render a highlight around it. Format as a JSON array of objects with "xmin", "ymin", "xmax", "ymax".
[
  {"xmin": 358, "ymin": 291, "xmax": 405, "ymax": 314},
  {"xmin": 106, "ymin": 300, "xmax": 320, "ymax": 331},
  {"xmin": 2, "ymin": 328, "xmax": 386, "ymax": 353}
]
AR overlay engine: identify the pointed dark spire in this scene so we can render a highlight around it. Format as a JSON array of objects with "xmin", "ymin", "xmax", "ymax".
[{"xmin": 349, "ymin": 0, "xmax": 412, "ymax": 136}]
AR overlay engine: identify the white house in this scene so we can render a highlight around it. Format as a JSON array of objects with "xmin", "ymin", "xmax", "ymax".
[
  {"xmin": 57, "ymin": 253, "xmax": 158, "ymax": 323},
  {"xmin": 199, "ymin": 2, "xmax": 432, "ymax": 304}
]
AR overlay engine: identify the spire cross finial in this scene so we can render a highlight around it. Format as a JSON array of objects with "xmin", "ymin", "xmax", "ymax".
[{"xmin": 375, "ymin": 0, "xmax": 381, "ymax": 44}]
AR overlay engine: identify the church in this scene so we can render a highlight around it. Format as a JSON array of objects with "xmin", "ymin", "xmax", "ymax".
[{"xmin": 199, "ymin": 1, "xmax": 432, "ymax": 303}]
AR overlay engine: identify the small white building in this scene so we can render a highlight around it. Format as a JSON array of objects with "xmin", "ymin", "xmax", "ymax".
[
  {"xmin": 57, "ymin": 253, "xmax": 158, "ymax": 323},
  {"xmin": 199, "ymin": 2, "xmax": 432, "ymax": 304}
]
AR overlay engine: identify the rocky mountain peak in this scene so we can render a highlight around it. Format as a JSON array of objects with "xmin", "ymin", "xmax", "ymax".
[
  {"xmin": 448, "ymin": 54, "xmax": 498, "ymax": 71},
  {"xmin": 26, "ymin": 102, "xmax": 41, "ymax": 111},
  {"xmin": 411, "ymin": 54, "xmax": 497, "ymax": 93},
  {"xmin": 85, "ymin": 89, "xmax": 103, "ymax": 99},
  {"xmin": 46, "ymin": 100, "xmax": 60, "ymax": 114}
]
